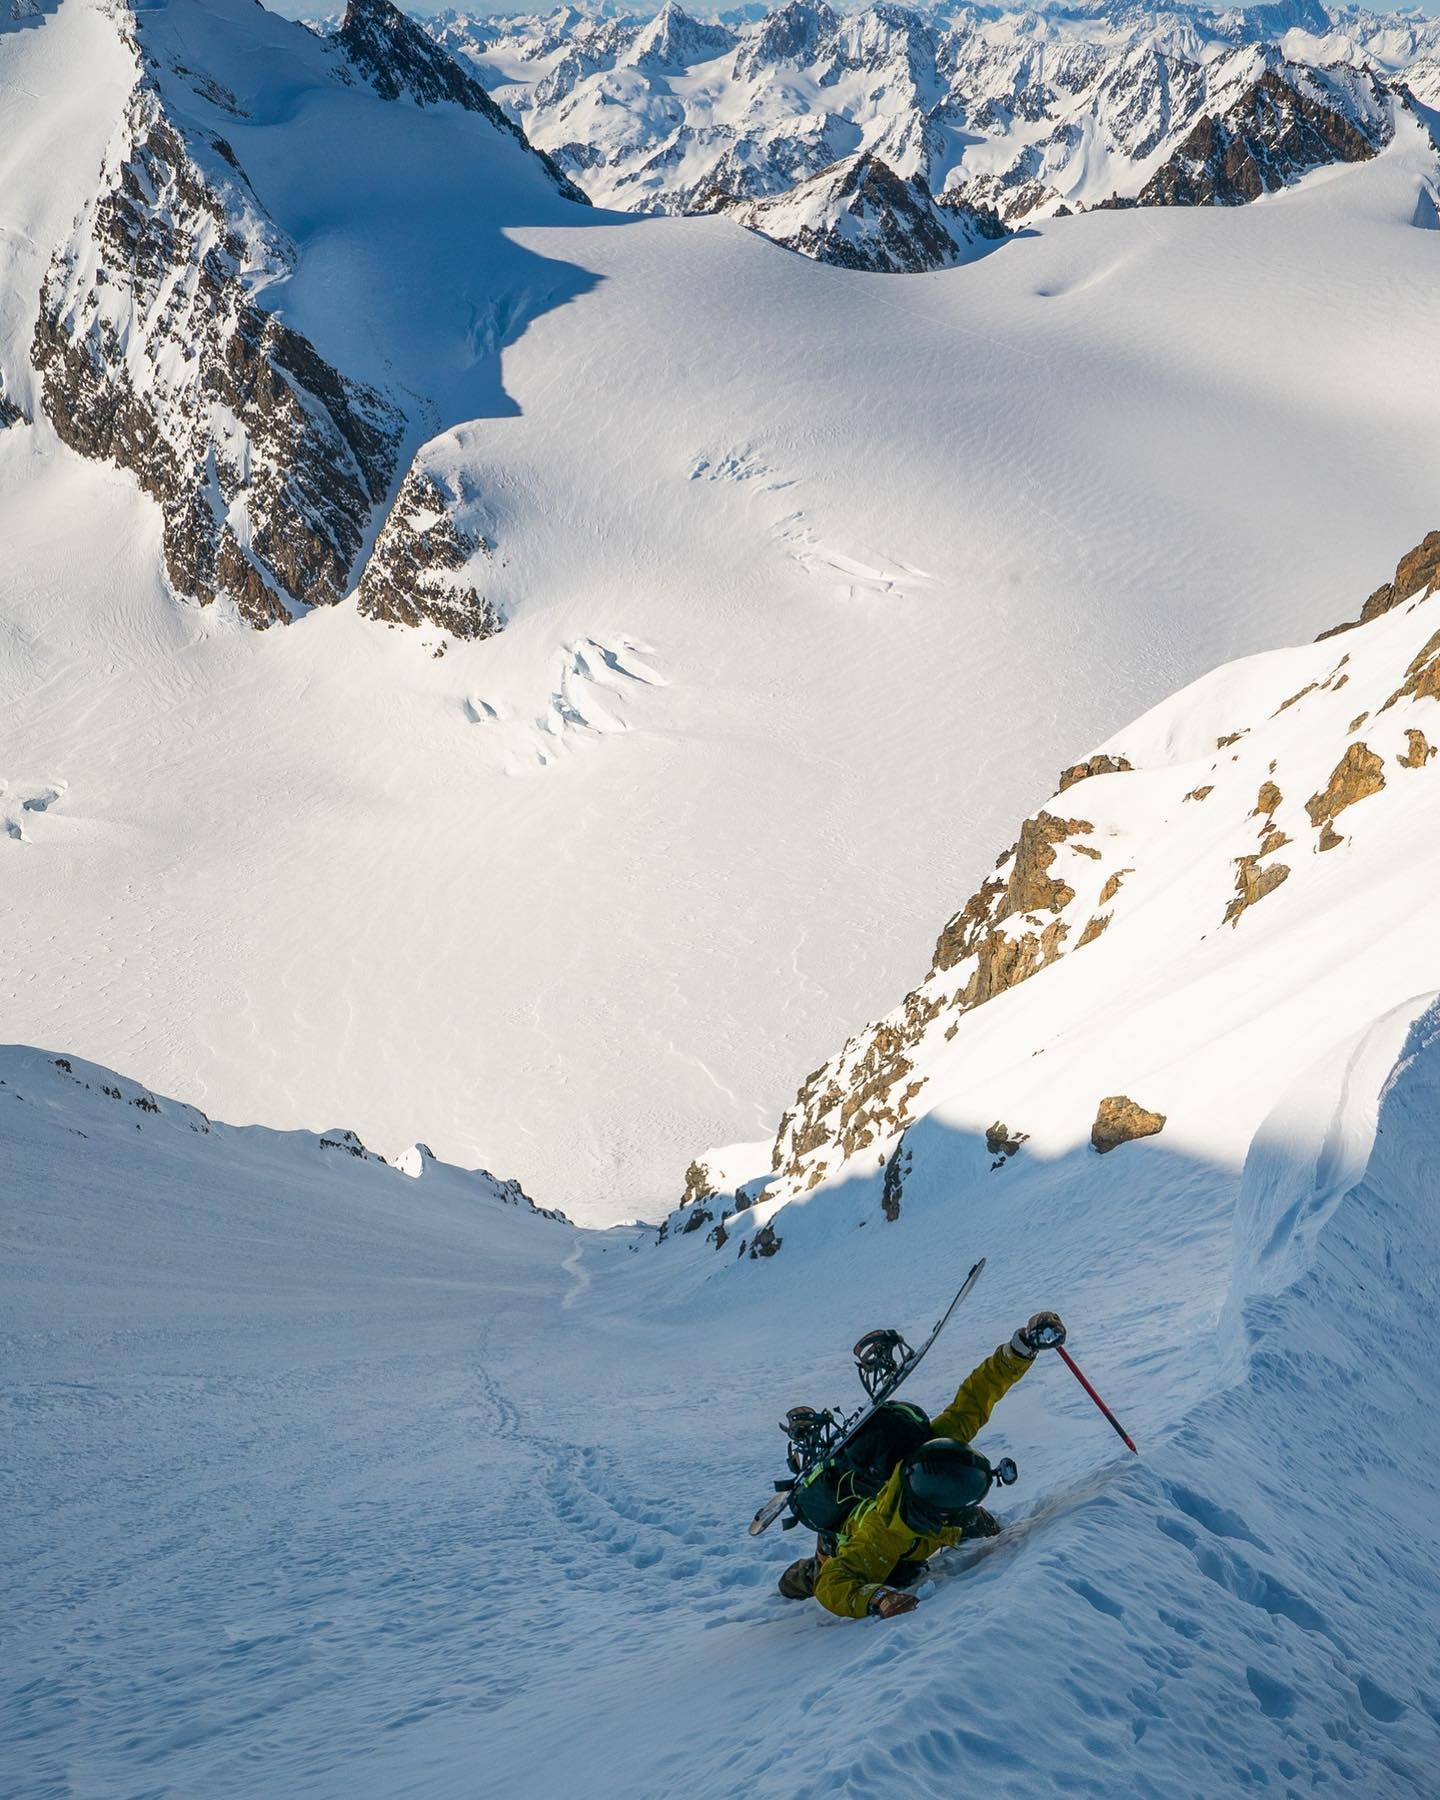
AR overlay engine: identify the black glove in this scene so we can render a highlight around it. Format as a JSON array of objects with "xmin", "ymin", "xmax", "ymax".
[{"xmin": 1011, "ymin": 1311, "xmax": 1066, "ymax": 1359}]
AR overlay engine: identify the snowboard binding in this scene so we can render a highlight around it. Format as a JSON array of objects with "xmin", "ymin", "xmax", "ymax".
[
  {"xmin": 749, "ymin": 1259, "xmax": 987, "ymax": 1537},
  {"xmin": 852, "ymin": 1328, "xmax": 915, "ymax": 1400},
  {"xmin": 780, "ymin": 1405, "xmax": 837, "ymax": 1475}
]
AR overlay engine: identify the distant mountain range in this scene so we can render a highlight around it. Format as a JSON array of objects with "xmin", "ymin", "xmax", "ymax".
[{"xmin": 426, "ymin": 1, "xmax": 1440, "ymax": 268}]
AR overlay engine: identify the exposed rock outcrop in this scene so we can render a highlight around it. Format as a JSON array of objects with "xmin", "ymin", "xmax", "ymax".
[
  {"xmin": 31, "ymin": 87, "xmax": 404, "ymax": 628},
  {"xmin": 725, "ymin": 152, "xmax": 1005, "ymax": 275},
  {"xmin": 1380, "ymin": 626, "xmax": 1440, "ymax": 714},
  {"xmin": 749, "ymin": 1222, "xmax": 782, "ymax": 1259},
  {"xmin": 1304, "ymin": 742, "xmax": 1385, "ymax": 851},
  {"xmin": 0, "ymin": 374, "xmax": 24, "ymax": 427},
  {"xmin": 1225, "ymin": 852, "xmax": 1291, "ymax": 925},
  {"xmin": 357, "ymin": 469, "xmax": 501, "ymax": 639},
  {"xmin": 319, "ymin": 1126, "xmax": 383, "ymax": 1160},
  {"xmin": 1090, "ymin": 1095, "xmax": 1166, "ymax": 1154},
  {"xmin": 932, "ymin": 812, "xmax": 1093, "ymax": 975},
  {"xmin": 881, "ymin": 1135, "xmax": 910, "ymax": 1218},
  {"xmin": 1320, "ymin": 529, "xmax": 1440, "ymax": 639},
  {"xmin": 1058, "ymin": 753, "xmax": 1132, "ymax": 792},
  {"xmin": 986, "ymin": 1121, "xmax": 1027, "ymax": 1167},
  {"xmin": 680, "ymin": 1159, "xmax": 717, "ymax": 1210}
]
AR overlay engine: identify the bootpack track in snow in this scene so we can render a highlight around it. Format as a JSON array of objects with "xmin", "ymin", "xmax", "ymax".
[{"xmin": 7, "ymin": 1012, "xmax": 1440, "ymax": 1796}]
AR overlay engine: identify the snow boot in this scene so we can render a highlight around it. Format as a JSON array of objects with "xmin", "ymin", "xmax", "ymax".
[{"xmin": 778, "ymin": 1555, "xmax": 821, "ymax": 1600}]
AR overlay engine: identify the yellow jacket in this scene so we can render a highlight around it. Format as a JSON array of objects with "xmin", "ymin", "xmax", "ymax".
[{"xmin": 814, "ymin": 1342, "xmax": 1031, "ymax": 1619}]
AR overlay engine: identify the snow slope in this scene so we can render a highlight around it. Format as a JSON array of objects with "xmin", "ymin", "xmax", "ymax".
[
  {"xmin": 7, "ymin": 985, "xmax": 1439, "ymax": 1794},
  {"xmin": 665, "ymin": 526, "xmax": 1440, "ymax": 1277},
  {"xmin": 3, "ymin": 0, "xmax": 1440, "ymax": 1222}
]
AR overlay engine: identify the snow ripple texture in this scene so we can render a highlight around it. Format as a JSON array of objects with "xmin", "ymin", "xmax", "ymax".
[{"xmin": 5, "ymin": 1012, "xmax": 1440, "ymax": 1796}]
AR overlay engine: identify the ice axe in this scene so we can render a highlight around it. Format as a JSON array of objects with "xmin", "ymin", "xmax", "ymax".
[{"xmin": 1030, "ymin": 1324, "xmax": 1138, "ymax": 1454}]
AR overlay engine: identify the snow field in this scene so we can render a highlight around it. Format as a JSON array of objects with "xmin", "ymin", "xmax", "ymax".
[
  {"xmin": 3, "ymin": 1, "xmax": 1440, "ymax": 1218},
  {"xmin": 7, "ymin": 992, "xmax": 1439, "ymax": 1794}
]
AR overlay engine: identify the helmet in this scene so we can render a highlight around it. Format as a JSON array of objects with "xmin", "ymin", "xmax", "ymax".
[{"xmin": 899, "ymin": 1439, "xmax": 996, "ymax": 1533}]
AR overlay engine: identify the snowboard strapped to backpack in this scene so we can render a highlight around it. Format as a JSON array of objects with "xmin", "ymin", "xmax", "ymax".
[
  {"xmin": 749, "ymin": 1259, "xmax": 986, "ymax": 1537},
  {"xmin": 788, "ymin": 1400, "xmax": 933, "ymax": 1535}
]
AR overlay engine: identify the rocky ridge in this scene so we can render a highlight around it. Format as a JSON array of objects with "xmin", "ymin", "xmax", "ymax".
[
  {"xmin": 660, "ymin": 522, "xmax": 1440, "ymax": 1249},
  {"xmin": 32, "ymin": 74, "xmax": 405, "ymax": 627},
  {"xmin": 338, "ymin": 0, "xmax": 590, "ymax": 203},
  {"xmin": 26, "ymin": 0, "xmax": 585, "ymax": 631},
  {"xmin": 721, "ymin": 150, "xmax": 1005, "ymax": 272},
  {"xmin": 1096, "ymin": 57, "xmax": 1392, "ymax": 207}
]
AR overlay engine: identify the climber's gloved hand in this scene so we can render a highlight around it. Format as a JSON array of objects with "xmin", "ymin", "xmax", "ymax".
[
  {"xmin": 1011, "ymin": 1310, "xmax": 1066, "ymax": 1359},
  {"xmin": 868, "ymin": 1588, "xmax": 920, "ymax": 1619}
]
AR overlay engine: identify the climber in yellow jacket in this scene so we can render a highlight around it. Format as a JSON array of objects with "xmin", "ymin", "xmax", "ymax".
[{"xmin": 783, "ymin": 1310, "xmax": 1066, "ymax": 1619}]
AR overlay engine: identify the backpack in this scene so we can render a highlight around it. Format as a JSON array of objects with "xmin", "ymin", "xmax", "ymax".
[{"xmin": 789, "ymin": 1400, "xmax": 932, "ymax": 1536}]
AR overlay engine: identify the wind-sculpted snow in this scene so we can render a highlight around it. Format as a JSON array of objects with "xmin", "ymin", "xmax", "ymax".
[{"xmin": 430, "ymin": 0, "xmax": 1432, "ymax": 252}]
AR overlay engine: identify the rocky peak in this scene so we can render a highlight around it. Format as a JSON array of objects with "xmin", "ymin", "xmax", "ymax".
[
  {"xmin": 1118, "ymin": 61, "xmax": 1392, "ymax": 208},
  {"xmin": 24, "ymin": 0, "xmax": 593, "ymax": 634},
  {"xmin": 733, "ymin": 0, "xmax": 838, "ymax": 78},
  {"xmin": 340, "ymin": 0, "xmax": 519, "ymax": 122},
  {"xmin": 629, "ymin": 3, "xmax": 736, "ymax": 71},
  {"xmin": 726, "ymin": 151, "xmax": 1006, "ymax": 273}
]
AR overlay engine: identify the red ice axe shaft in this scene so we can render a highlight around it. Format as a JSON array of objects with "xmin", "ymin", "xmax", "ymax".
[{"xmin": 1057, "ymin": 1345, "xmax": 1137, "ymax": 1454}]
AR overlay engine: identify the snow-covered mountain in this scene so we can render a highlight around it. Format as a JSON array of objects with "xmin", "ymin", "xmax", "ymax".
[
  {"xmin": 7, "ymin": 7, "xmax": 1440, "ymax": 1790},
  {"xmin": 23, "ymin": 0, "xmax": 585, "ymax": 629},
  {"xmin": 4, "ymin": 0, "xmax": 1440, "ymax": 1224},
  {"xmin": 429, "ymin": 0, "xmax": 1439, "ymax": 261},
  {"xmin": 718, "ymin": 148, "xmax": 1006, "ymax": 270},
  {"xmin": 661, "ymin": 522, "xmax": 1440, "ymax": 1252}
]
